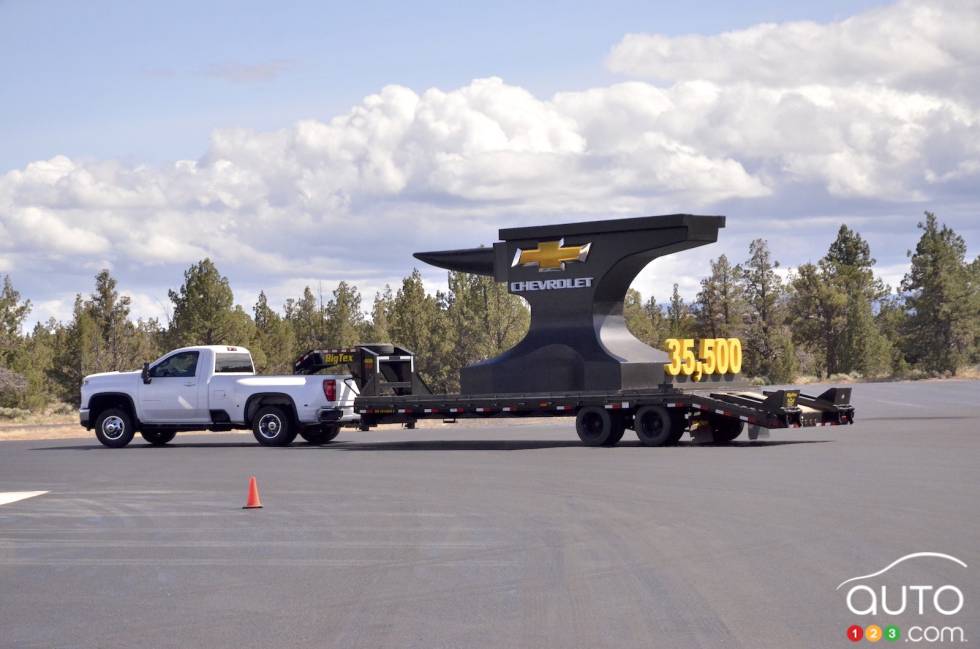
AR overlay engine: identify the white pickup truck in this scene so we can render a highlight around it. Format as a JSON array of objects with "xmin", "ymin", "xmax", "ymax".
[{"xmin": 79, "ymin": 345, "xmax": 358, "ymax": 448}]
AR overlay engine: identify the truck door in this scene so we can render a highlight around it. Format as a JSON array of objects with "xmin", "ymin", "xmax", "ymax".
[{"xmin": 141, "ymin": 351, "xmax": 209, "ymax": 423}]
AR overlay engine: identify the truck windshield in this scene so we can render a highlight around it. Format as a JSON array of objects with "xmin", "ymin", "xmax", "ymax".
[{"xmin": 215, "ymin": 353, "xmax": 254, "ymax": 374}]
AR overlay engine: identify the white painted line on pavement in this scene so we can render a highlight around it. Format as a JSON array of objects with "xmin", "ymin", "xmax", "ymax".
[{"xmin": 0, "ymin": 491, "xmax": 48, "ymax": 506}]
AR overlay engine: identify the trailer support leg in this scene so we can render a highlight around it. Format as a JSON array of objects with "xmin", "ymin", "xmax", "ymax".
[{"xmin": 690, "ymin": 426, "xmax": 716, "ymax": 444}]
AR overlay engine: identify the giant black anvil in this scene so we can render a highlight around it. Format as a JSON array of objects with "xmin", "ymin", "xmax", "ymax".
[{"xmin": 415, "ymin": 214, "xmax": 725, "ymax": 395}]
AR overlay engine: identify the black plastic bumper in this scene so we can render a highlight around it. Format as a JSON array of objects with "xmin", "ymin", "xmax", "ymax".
[{"xmin": 317, "ymin": 408, "xmax": 344, "ymax": 423}]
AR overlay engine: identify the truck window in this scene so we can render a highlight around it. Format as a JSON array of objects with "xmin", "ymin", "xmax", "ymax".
[
  {"xmin": 149, "ymin": 351, "xmax": 200, "ymax": 378},
  {"xmin": 215, "ymin": 353, "xmax": 254, "ymax": 374}
]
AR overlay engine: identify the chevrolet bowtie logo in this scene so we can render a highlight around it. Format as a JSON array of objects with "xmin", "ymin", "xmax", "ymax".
[{"xmin": 513, "ymin": 239, "xmax": 591, "ymax": 271}]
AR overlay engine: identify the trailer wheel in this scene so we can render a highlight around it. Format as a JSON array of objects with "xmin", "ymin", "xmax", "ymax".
[
  {"xmin": 141, "ymin": 430, "xmax": 177, "ymax": 446},
  {"xmin": 252, "ymin": 406, "xmax": 297, "ymax": 447},
  {"xmin": 604, "ymin": 414, "xmax": 626, "ymax": 446},
  {"xmin": 634, "ymin": 406, "xmax": 675, "ymax": 447},
  {"xmin": 95, "ymin": 408, "xmax": 136, "ymax": 448},
  {"xmin": 709, "ymin": 416, "xmax": 744, "ymax": 443},
  {"xmin": 300, "ymin": 425, "xmax": 341, "ymax": 445},
  {"xmin": 575, "ymin": 406, "xmax": 618, "ymax": 446},
  {"xmin": 667, "ymin": 412, "xmax": 687, "ymax": 444}
]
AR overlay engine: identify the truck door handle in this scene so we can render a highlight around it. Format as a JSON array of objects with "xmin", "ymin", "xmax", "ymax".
[{"xmin": 183, "ymin": 382, "xmax": 195, "ymax": 387}]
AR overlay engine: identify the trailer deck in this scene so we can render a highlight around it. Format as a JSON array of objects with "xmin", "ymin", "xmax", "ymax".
[
  {"xmin": 294, "ymin": 213, "xmax": 856, "ymax": 447},
  {"xmin": 296, "ymin": 345, "xmax": 854, "ymax": 446},
  {"xmin": 353, "ymin": 386, "xmax": 854, "ymax": 435},
  {"xmin": 354, "ymin": 387, "xmax": 854, "ymax": 429}
]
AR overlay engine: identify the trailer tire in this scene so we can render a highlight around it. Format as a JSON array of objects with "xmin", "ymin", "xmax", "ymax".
[
  {"xmin": 709, "ymin": 417, "xmax": 743, "ymax": 443},
  {"xmin": 141, "ymin": 430, "xmax": 177, "ymax": 446},
  {"xmin": 300, "ymin": 425, "xmax": 340, "ymax": 445},
  {"xmin": 667, "ymin": 412, "xmax": 687, "ymax": 444},
  {"xmin": 634, "ymin": 405, "xmax": 675, "ymax": 447},
  {"xmin": 575, "ymin": 407, "xmax": 618, "ymax": 447},
  {"xmin": 252, "ymin": 406, "xmax": 297, "ymax": 447},
  {"xmin": 604, "ymin": 414, "xmax": 626, "ymax": 446},
  {"xmin": 94, "ymin": 408, "xmax": 136, "ymax": 448}
]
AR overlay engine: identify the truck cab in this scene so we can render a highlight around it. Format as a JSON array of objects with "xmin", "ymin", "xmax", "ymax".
[{"xmin": 137, "ymin": 347, "xmax": 246, "ymax": 423}]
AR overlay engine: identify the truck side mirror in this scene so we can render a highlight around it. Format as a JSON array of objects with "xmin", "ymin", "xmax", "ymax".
[{"xmin": 142, "ymin": 362, "xmax": 151, "ymax": 384}]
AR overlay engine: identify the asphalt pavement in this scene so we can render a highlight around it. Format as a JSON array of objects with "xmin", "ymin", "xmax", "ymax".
[{"xmin": 1, "ymin": 380, "xmax": 978, "ymax": 649}]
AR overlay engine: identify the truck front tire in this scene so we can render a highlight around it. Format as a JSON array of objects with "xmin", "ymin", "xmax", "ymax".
[
  {"xmin": 252, "ymin": 406, "xmax": 297, "ymax": 447},
  {"xmin": 95, "ymin": 408, "xmax": 136, "ymax": 448},
  {"xmin": 141, "ymin": 430, "xmax": 177, "ymax": 446},
  {"xmin": 299, "ymin": 425, "xmax": 341, "ymax": 445}
]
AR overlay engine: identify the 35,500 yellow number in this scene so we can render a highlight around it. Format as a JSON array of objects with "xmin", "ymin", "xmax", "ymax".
[{"xmin": 664, "ymin": 338, "xmax": 742, "ymax": 381}]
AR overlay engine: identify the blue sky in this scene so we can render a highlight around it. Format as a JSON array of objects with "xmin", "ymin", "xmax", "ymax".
[
  {"xmin": 1, "ymin": 0, "xmax": 977, "ymax": 326},
  {"xmin": 2, "ymin": 0, "xmax": 887, "ymax": 171}
]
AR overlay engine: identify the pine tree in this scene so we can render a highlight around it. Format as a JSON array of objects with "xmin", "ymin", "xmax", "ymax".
[
  {"xmin": 254, "ymin": 292, "xmax": 296, "ymax": 373},
  {"xmin": 666, "ymin": 284, "xmax": 691, "ymax": 338},
  {"xmin": 0, "ymin": 275, "xmax": 31, "ymax": 364},
  {"xmin": 365, "ymin": 286, "xmax": 394, "ymax": 342},
  {"xmin": 129, "ymin": 318, "xmax": 164, "ymax": 367},
  {"xmin": 87, "ymin": 269, "xmax": 132, "ymax": 371},
  {"xmin": 875, "ymin": 294, "xmax": 911, "ymax": 376},
  {"xmin": 826, "ymin": 226, "xmax": 891, "ymax": 375},
  {"xmin": 694, "ymin": 255, "xmax": 744, "ymax": 339},
  {"xmin": 324, "ymin": 281, "xmax": 364, "ymax": 348},
  {"xmin": 901, "ymin": 213, "xmax": 976, "ymax": 374},
  {"xmin": 477, "ymin": 275, "xmax": 529, "ymax": 353},
  {"xmin": 51, "ymin": 296, "xmax": 101, "ymax": 404},
  {"xmin": 969, "ymin": 256, "xmax": 980, "ymax": 365},
  {"xmin": 624, "ymin": 289, "xmax": 657, "ymax": 346},
  {"xmin": 285, "ymin": 287, "xmax": 324, "ymax": 352},
  {"xmin": 788, "ymin": 262, "xmax": 844, "ymax": 376},
  {"xmin": 645, "ymin": 296, "xmax": 667, "ymax": 346},
  {"xmin": 389, "ymin": 270, "xmax": 453, "ymax": 392},
  {"xmin": 0, "ymin": 275, "xmax": 30, "ymax": 408},
  {"xmin": 740, "ymin": 239, "xmax": 796, "ymax": 382},
  {"xmin": 11, "ymin": 321, "xmax": 59, "ymax": 410},
  {"xmin": 226, "ymin": 305, "xmax": 263, "ymax": 366},
  {"xmin": 444, "ymin": 271, "xmax": 530, "ymax": 390},
  {"xmin": 789, "ymin": 226, "xmax": 891, "ymax": 377},
  {"xmin": 167, "ymin": 259, "xmax": 238, "ymax": 346},
  {"xmin": 444, "ymin": 273, "xmax": 491, "ymax": 387}
]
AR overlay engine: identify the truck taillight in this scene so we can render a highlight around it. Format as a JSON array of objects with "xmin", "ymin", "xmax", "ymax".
[{"xmin": 322, "ymin": 379, "xmax": 337, "ymax": 402}]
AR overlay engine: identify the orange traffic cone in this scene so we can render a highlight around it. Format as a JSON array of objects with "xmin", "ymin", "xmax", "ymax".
[{"xmin": 243, "ymin": 476, "xmax": 263, "ymax": 509}]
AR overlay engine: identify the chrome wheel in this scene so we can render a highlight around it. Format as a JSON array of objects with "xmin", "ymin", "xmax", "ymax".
[
  {"xmin": 94, "ymin": 408, "xmax": 135, "ymax": 448},
  {"xmin": 258, "ymin": 413, "xmax": 282, "ymax": 440},
  {"xmin": 251, "ymin": 406, "xmax": 296, "ymax": 447},
  {"xmin": 101, "ymin": 415, "xmax": 125, "ymax": 440}
]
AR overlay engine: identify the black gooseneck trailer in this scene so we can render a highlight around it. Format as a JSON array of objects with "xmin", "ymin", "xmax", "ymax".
[{"xmin": 295, "ymin": 214, "xmax": 855, "ymax": 446}]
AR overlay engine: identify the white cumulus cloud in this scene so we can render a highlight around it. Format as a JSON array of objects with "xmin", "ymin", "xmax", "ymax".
[
  {"xmin": 1, "ymin": 0, "xmax": 978, "ymax": 324},
  {"xmin": 607, "ymin": 0, "xmax": 980, "ymax": 99}
]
